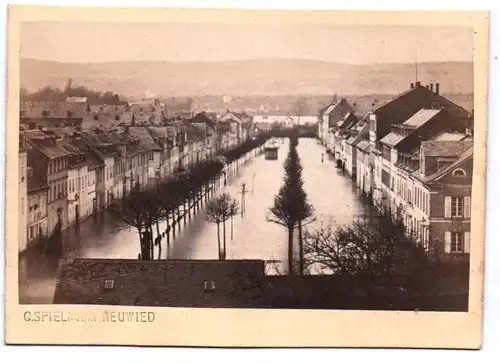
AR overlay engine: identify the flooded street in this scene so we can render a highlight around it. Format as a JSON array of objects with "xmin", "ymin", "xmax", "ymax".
[{"xmin": 19, "ymin": 138, "xmax": 372, "ymax": 304}]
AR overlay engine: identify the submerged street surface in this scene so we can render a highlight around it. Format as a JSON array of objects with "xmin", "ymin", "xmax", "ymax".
[{"xmin": 19, "ymin": 138, "xmax": 372, "ymax": 303}]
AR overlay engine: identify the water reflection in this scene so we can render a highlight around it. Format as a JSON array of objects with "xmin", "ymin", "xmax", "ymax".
[{"xmin": 19, "ymin": 138, "xmax": 373, "ymax": 303}]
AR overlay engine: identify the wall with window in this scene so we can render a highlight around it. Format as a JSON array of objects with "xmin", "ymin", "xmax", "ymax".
[
  {"xmin": 104, "ymin": 156, "xmax": 115, "ymax": 206},
  {"xmin": 27, "ymin": 189, "xmax": 48, "ymax": 242},
  {"xmin": 19, "ymin": 151, "xmax": 28, "ymax": 252},
  {"xmin": 428, "ymin": 183, "xmax": 472, "ymax": 257}
]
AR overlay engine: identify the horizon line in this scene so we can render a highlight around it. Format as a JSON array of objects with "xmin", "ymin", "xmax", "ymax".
[{"xmin": 21, "ymin": 56, "xmax": 473, "ymax": 66}]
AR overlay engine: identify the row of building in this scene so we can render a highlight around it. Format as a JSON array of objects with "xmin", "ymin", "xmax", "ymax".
[
  {"xmin": 18, "ymin": 101, "xmax": 257, "ymax": 253},
  {"xmin": 318, "ymin": 81, "xmax": 474, "ymax": 259}
]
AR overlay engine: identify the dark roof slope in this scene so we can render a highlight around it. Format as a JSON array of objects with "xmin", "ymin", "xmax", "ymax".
[
  {"xmin": 20, "ymin": 101, "xmax": 87, "ymax": 119},
  {"xmin": 53, "ymin": 258, "xmax": 266, "ymax": 308},
  {"xmin": 421, "ymin": 139, "xmax": 474, "ymax": 157},
  {"xmin": 373, "ymin": 84, "xmax": 470, "ymax": 140}
]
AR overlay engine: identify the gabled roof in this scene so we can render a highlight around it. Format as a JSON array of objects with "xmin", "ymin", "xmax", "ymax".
[
  {"xmin": 428, "ymin": 132, "xmax": 468, "ymax": 142},
  {"xmin": 148, "ymin": 126, "xmax": 177, "ymax": 140},
  {"xmin": 372, "ymin": 84, "xmax": 470, "ymax": 139},
  {"xmin": 128, "ymin": 127, "xmax": 162, "ymax": 152},
  {"xmin": 20, "ymin": 101, "xmax": 87, "ymax": 119},
  {"xmin": 356, "ymin": 139, "xmax": 373, "ymax": 154},
  {"xmin": 192, "ymin": 112, "xmax": 217, "ymax": 128},
  {"xmin": 404, "ymin": 109, "xmax": 441, "ymax": 127},
  {"xmin": 380, "ymin": 109, "xmax": 442, "ymax": 147},
  {"xmin": 419, "ymin": 146, "xmax": 474, "ymax": 183},
  {"xmin": 25, "ymin": 130, "xmax": 73, "ymax": 160},
  {"xmin": 421, "ymin": 139, "xmax": 473, "ymax": 157},
  {"xmin": 53, "ymin": 258, "xmax": 266, "ymax": 308}
]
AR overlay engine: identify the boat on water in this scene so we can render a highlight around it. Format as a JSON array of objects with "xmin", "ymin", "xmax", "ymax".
[{"xmin": 264, "ymin": 138, "xmax": 280, "ymax": 160}]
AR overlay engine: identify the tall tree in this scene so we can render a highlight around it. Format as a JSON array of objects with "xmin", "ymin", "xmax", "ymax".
[{"xmin": 267, "ymin": 136, "xmax": 314, "ymax": 275}]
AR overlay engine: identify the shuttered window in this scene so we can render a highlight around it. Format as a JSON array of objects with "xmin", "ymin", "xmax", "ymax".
[
  {"xmin": 464, "ymin": 196, "xmax": 471, "ymax": 218},
  {"xmin": 445, "ymin": 196, "xmax": 466, "ymax": 218},
  {"xmin": 464, "ymin": 232, "xmax": 471, "ymax": 254}
]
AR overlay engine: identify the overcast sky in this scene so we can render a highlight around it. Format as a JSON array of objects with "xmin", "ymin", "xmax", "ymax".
[{"xmin": 21, "ymin": 22, "xmax": 473, "ymax": 64}]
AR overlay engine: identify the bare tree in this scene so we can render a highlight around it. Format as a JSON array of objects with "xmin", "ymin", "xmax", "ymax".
[
  {"xmin": 205, "ymin": 196, "xmax": 226, "ymax": 260},
  {"xmin": 220, "ymin": 193, "xmax": 240, "ymax": 257},
  {"xmin": 108, "ymin": 185, "xmax": 163, "ymax": 260},
  {"xmin": 303, "ymin": 198, "xmax": 428, "ymax": 286},
  {"xmin": 205, "ymin": 193, "xmax": 240, "ymax": 260}
]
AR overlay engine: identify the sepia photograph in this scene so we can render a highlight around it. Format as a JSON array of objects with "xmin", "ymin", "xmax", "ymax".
[{"xmin": 4, "ymin": 6, "xmax": 489, "ymax": 348}]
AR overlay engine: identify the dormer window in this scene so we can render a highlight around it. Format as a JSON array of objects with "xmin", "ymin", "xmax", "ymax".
[
  {"xmin": 42, "ymin": 110, "xmax": 50, "ymax": 117},
  {"xmin": 452, "ymin": 168, "xmax": 466, "ymax": 177},
  {"xmin": 67, "ymin": 110, "xmax": 73, "ymax": 117},
  {"xmin": 104, "ymin": 279, "xmax": 115, "ymax": 290}
]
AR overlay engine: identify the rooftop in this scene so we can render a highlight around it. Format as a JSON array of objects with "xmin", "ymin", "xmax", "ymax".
[
  {"xmin": 404, "ymin": 109, "xmax": 441, "ymax": 127},
  {"xmin": 53, "ymin": 258, "xmax": 266, "ymax": 308},
  {"xmin": 20, "ymin": 101, "xmax": 87, "ymax": 119},
  {"xmin": 421, "ymin": 139, "xmax": 474, "ymax": 157}
]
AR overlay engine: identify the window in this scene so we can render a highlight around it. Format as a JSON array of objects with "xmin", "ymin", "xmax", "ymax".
[
  {"xmin": 381, "ymin": 169, "xmax": 390, "ymax": 187},
  {"xmin": 451, "ymin": 197, "xmax": 464, "ymax": 217},
  {"xmin": 67, "ymin": 110, "xmax": 73, "ymax": 117},
  {"xmin": 42, "ymin": 110, "xmax": 49, "ymax": 117},
  {"xmin": 451, "ymin": 232, "xmax": 464, "ymax": 253},
  {"xmin": 452, "ymin": 168, "xmax": 466, "ymax": 177},
  {"xmin": 149, "ymin": 153, "xmax": 154, "ymax": 161}
]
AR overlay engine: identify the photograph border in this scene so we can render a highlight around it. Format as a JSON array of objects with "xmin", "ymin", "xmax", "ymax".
[{"xmin": 4, "ymin": 6, "xmax": 489, "ymax": 348}]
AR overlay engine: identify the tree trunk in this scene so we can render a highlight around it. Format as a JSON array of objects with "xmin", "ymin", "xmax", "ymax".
[
  {"xmin": 223, "ymin": 220, "xmax": 227, "ymax": 260},
  {"xmin": 298, "ymin": 221, "xmax": 304, "ymax": 276},
  {"xmin": 217, "ymin": 222, "xmax": 221, "ymax": 260},
  {"xmin": 149, "ymin": 225, "xmax": 154, "ymax": 260},
  {"xmin": 156, "ymin": 221, "xmax": 161, "ymax": 260},
  {"xmin": 139, "ymin": 229, "xmax": 151, "ymax": 261},
  {"xmin": 177, "ymin": 206, "xmax": 181, "ymax": 232},
  {"xmin": 231, "ymin": 215, "xmax": 234, "ymax": 241},
  {"xmin": 288, "ymin": 228, "xmax": 294, "ymax": 276}
]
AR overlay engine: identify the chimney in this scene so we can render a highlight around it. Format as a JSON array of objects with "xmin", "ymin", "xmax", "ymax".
[
  {"xmin": 410, "ymin": 83, "xmax": 414, "ymax": 89},
  {"xmin": 430, "ymin": 84, "xmax": 434, "ymax": 92},
  {"xmin": 435, "ymin": 83, "xmax": 440, "ymax": 95}
]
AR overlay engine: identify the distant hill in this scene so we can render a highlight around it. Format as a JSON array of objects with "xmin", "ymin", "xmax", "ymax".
[{"xmin": 20, "ymin": 58, "xmax": 473, "ymax": 98}]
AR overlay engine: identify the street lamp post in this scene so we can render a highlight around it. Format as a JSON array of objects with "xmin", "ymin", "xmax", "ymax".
[{"xmin": 240, "ymin": 182, "xmax": 247, "ymax": 217}]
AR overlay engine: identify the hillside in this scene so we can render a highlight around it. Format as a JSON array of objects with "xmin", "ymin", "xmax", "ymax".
[{"xmin": 20, "ymin": 58, "xmax": 473, "ymax": 98}]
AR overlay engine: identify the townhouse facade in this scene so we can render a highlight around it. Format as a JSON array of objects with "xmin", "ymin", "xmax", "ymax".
[
  {"xmin": 17, "ymin": 105, "xmax": 252, "ymax": 253},
  {"xmin": 25, "ymin": 130, "xmax": 72, "ymax": 242},
  {"xmin": 65, "ymin": 142, "xmax": 91, "ymax": 226},
  {"xmin": 27, "ymin": 176, "xmax": 48, "ymax": 246},
  {"xmin": 19, "ymin": 134, "xmax": 29, "ymax": 252},
  {"xmin": 317, "ymin": 98, "xmax": 354, "ymax": 150},
  {"xmin": 318, "ymin": 81, "xmax": 474, "ymax": 259}
]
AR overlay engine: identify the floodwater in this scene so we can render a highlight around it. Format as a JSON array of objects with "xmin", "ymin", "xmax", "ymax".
[{"xmin": 19, "ymin": 138, "xmax": 372, "ymax": 304}]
